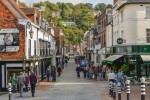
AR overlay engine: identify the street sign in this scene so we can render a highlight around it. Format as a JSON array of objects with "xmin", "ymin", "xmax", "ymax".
[{"xmin": 117, "ymin": 38, "xmax": 123, "ymax": 44}]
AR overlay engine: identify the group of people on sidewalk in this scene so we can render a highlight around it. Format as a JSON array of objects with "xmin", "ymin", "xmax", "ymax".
[
  {"xmin": 75, "ymin": 64, "xmax": 108, "ymax": 80},
  {"xmin": 10, "ymin": 71, "xmax": 37, "ymax": 97},
  {"xmin": 108, "ymin": 69, "xmax": 125, "ymax": 91},
  {"xmin": 75, "ymin": 63, "xmax": 125, "ymax": 91},
  {"xmin": 46, "ymin": 65, "xmax": 62, "ymax": 82}
]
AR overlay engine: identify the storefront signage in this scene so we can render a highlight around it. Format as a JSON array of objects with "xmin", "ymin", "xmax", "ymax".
[
  {"xmin": 0, "ymin": 28, "xmax": 19, "ymax": 52},
  {"xmin": 117, "ymin": 38, "xmax": 123, "ymax": 44}
]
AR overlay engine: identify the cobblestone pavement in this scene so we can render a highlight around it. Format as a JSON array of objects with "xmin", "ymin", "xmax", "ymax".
[{"xmin": 0, "ymin": 59, "xmax": 110, "ymax": 100}]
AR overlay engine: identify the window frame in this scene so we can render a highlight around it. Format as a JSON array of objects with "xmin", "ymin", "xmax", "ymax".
[
  {"xmin": 146, "ymin": 6, "xmax": 150, "ymax": 18},
  {"xmin": 146, "ymin": 29, "xmax": 150, "ymax": 43}
]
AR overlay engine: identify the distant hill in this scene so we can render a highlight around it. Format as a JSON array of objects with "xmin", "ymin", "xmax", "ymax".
[{"xmin": 33, "ymin": 1, "xmax": 112, "ymax": 45}]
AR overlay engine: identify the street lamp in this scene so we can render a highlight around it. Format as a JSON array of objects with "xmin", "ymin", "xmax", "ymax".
[
  {"xmin": 62, "ymin": 41, "xmax": 64, "ymax": 60},
  {"xmin": 48, "ymin": 42, "xmax": 51, "ymax": 55},
  {"xmin": 110, "ymin": 19, "xmax": 113, "ymax": 46},
  {"xmin": 22, "ymin": 56, "xmax": 26, "ymax": 72},
  {"xmin": 27, "ymin": 22, "xmax": 34, "ymax": 39}
]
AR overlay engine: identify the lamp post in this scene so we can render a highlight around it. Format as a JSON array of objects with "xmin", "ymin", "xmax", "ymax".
[
  {"xmin": 110, "ymin": 19, "xmax": 113, "ymax": 46},
  {"xmin": 62, "ymin": 41, "xmax": 64, "ymax": 61},
  {"xmin": 22, "ymin": 56, "xmax": 26, "ymax": 73},
  {"xmin": 30, "ymin": 56, "xmax": 36, "ymax": 72},
  {"xmin": 48, "ymin": 42, "xmax": 51, "ymax": 56}
]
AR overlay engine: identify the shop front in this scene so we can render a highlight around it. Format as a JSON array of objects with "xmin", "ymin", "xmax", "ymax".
[
  {"xmin": 0, "ymin": 61, "xmax": 30, "ymax": 91},
  {"xmin": 105, "ymin": 45, "xmax": 150, "ymax": 78}
]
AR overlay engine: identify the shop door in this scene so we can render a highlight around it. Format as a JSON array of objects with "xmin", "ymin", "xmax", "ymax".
[{"xmin": 141, "ymin": 64, "xmax": 150, "ymax": 77}]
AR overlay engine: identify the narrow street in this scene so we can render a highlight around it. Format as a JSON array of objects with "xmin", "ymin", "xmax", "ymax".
[{"xmin": 0, "ymin": 59, "xmax": 110, "ymax": 100}]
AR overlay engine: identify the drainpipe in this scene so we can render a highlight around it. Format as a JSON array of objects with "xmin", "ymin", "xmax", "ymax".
[{"xmin": 111, "ymin": 19, "xmax": 113, "ymax": 46}]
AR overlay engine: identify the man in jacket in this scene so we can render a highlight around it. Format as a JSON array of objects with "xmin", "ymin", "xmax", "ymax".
[
  {"xmin": 29, "ymin": 71, "xmax": 37, "ymax": 97},
  {"xmin": 17, "ymin": 72, "xmax": 24, "ymax": 97},
  {"xmin": 117, "ymin": 69, "xmax": 124, "ymax": 91}
]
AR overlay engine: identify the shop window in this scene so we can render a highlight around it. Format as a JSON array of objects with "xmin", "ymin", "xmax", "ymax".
[{"xmin": 146, "ymin": 29, "xmax": 150, "ymax": 43}]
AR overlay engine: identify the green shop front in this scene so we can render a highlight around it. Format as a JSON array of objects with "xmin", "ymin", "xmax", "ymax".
[{"xmin": 104, "ymin": 45, "xmax": 150, "ymax": 78}]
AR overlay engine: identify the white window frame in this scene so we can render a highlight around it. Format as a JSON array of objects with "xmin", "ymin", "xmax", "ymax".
[
  {"xmin": 146, "ymin": 29, "xmax": 150, "ymax": 43},
  {"xmin": 146, "ymin": 6, "xmax": 150, "ymax": 18}
]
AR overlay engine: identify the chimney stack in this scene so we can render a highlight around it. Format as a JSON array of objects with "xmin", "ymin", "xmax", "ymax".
[
  {"xmin": 14, "ymin": 0, "xmax": 19, "ymax": 5},
  {"xmin": 49, "ymin": 19, "xmax": 55, "ymax": 27}
]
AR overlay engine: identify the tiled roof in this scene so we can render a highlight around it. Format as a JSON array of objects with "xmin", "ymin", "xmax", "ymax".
[
  {"xmin": 127, "ymin": 0, "xmax": 150, "ymax": 3},
  {"xmin": 20, "ymin": 8, "xmax": 35, "ymax": 15},
  {"xmin": 117, "ymin": 0, "xmax": 150, "ymax": 10},
  {"xmin": 1, "ymin": 0, "xmax": 27, "ymax": 18}
]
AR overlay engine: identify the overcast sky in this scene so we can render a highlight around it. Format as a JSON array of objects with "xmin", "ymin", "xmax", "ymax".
[{"xmin": 20, "ymin": 0, "xmax": 113, "ymax": 7}]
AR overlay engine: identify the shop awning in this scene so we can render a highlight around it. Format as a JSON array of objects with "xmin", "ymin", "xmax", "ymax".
[
  {"xmin": 102, "ymin": 55, "xmax": 124, "ymax": 64},
  {"xmin": 141, "ymin": 55, "xmax": 150, "ymax": 62}
]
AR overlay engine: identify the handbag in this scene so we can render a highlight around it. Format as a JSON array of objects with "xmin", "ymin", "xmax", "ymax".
[{"xmin": 92, "ymin": 75, "xmax": 95, "ymax": 79}]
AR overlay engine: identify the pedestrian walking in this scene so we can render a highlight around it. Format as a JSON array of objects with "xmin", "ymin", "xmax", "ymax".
[
  {"xmin": 102, "ymin": 65, "xmax": 106, "ymax": 80},
  {"xmin": 17, "ymin": 72, "xmax": 25, "ymax": 97},
  {"xmin": 29, "ymin": 71, "xmax": 37, "ymax": 97},
  {"xmin": 98, "ymin": 66, "xmax": 103, "ymax": 81},
  {"xmin": 57, "ymin": 65, "xmax": 62, "ymax": 77},
  {"xmin": 11, "ymin": 73, "xmax": 17, "ymax": 93},
  {"xmin": 93, "ymin": 66, "xmax": 98, "ymax": 80},
  {"xmin": 89, "ymin": 67, "xmax": 94, "ymax": 79},
  {"xmin": 76, "ymin": 65, "xmax": 80, "ymax": 78},
  {"xmin": 51, "ymin": 66, "xmax": 56, "ymax": 82},
  {"xmin": 46, "ymin": 66, "xmax": 51, "ymax": 82},
  {"xmin": 83, "ymin": 67, "xmax": 87, "ymax": 79},
  {"xmin": 108, "ymin": 70, "xmax": 116, "ymax": 83},
  {"xmin": 65, "ymin": 58, "xmax": 68, "ymax": 67},
  {"xmin": 60, "ymin": 59, "xmax": 64, "ymax": 69},
  {"xmin": 117, "ymin": 69, "xmax": 124, "ymax": 91},
  {"xmin": 24, "ymin": 73, "xmax": 29, "ymax": 92}
]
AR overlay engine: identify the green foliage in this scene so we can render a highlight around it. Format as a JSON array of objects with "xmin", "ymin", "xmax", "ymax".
[
  {"xmin": 107, "ymin": 4, "xmax": 113, "ymax": 9},
  {"xmin": 94, "ymin": 3, "xmax": 106, "ymax": 12},
  {"xmin": 121, "ymin": 64, "xmax": 129, "ymax": 73},
  {"xmin": 62, "ymin": 26, "xmax": 84, "ymax": 45},
  {"xmin": 33, "ymin": 1, "xmax": 108, "ymax": 45},
  {"xmin": 112, "ymin": 64, "xmax": 118, "ymax": 71}
]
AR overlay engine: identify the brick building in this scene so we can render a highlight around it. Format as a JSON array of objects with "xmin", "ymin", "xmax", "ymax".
[
  {"xmin": 0, "ymin": 0, "xmax": 27, "ymax": 91},
  {"xmin": 0, "ymin": 0, "xmax": 56, "ymax": 91}
]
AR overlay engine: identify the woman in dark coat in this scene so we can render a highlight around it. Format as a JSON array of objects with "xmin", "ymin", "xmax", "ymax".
[{"xmin": 51, "ymin": 66, "xmax": 56, "ymax": 82}]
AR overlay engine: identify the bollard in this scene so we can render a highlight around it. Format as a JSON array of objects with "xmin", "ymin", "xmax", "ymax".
[
  {"xmin": 113, "ymin": 82, "xmax": 116, "ymax": 99},
  {"xmin": 126, "ymin": 80, "xmax": 130, "ymax": 100},
  {"xmin": 140, "ymin": 77, "xmax": 145, "ymax": 100},
  {"xmin": 118, "ymin": 82, "xmax": 121, "ymax": 100},
  {"xmin": 111, "ymin": 82, "xmax": 114, "ymax": 97},
  {"xmin": 8, "ymin": 83, "xmax": 12, "ymax": 100},
  {"xmin": 109, "ymin": 81, "xmax": 112, "ymax": 95}
]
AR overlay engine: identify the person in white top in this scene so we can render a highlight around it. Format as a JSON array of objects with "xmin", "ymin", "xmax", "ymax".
[{"xmin": 108, "ymin": 70, "xmax": 116, "ymax": 83}]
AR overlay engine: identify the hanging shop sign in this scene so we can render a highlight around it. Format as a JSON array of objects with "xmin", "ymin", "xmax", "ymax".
[
  {"xmin": 117, "ymin": 38, "xmax": 123, "ymax": 44},
  {"xmin": 0, "ymin": 28, "xmax": 19, "ymax": 52}
]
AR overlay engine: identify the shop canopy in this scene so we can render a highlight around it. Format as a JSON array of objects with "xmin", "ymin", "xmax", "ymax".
[
  {"xmin": 141, "ymin": 55, "xmax": 150, "ymax": 62},
  {"xmin": 102, "ymin": 55, "xmax": 124, "ymax": 64}
]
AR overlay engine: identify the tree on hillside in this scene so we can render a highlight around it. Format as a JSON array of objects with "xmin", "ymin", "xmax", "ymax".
[
  {"xmin": 94, "ymin": 3, "xmax": 106, "ymax": 12},
  {"xmin": 107, "ymin": 4, "xmax": 113, "ymax": 9}
]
